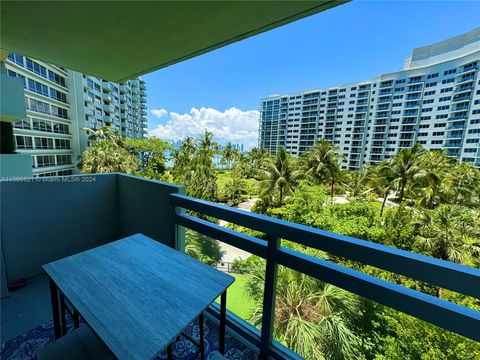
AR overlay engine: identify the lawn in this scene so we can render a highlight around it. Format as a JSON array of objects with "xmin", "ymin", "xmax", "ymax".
[{"xmin": 216, "ymin": 273, "xmax": 254, "ymax": 321}]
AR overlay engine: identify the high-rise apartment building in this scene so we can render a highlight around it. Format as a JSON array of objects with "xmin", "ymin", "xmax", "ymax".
[
  {"xmin": 259, "ymin": 28, "xmax": 480, "ymax": 170},
  {"xmin": 4, "ymin": 53, "xmax": 148, "ymax": 177}
]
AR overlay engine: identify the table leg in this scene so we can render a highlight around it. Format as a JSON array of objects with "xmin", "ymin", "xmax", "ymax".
[
  {"xmin": 167, "ymin": 343, "xmax": 173, "ymax": 360},
  {"xmin": 60, "ymin": 293, "xmax": 67, "ymax": 335},
  {"xmin": 73, "ymin": 309, "xmax": 80, "ymax": 329},
  {"xmin": 199, "ymin": 313, "xmax": 205, "ymax": 360},
  {"xmin": 48, "ymin": 277, "xmax": 61, "ymax": 339},
  {"xmin": 219, "ymin": 291, "xmax": 227, "ymax": 354}
]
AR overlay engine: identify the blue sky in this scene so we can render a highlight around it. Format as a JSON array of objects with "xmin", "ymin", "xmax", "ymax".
[{"xmin": 145, "ymin": 1, "xmax": 480, "ymax": 148}]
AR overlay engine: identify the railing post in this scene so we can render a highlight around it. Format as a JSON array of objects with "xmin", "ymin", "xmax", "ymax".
[
  {"xmin": 171, "ymin": 188, "xmax": 186, "ymax": 251},
  {"xmin": 259, "ymin": 233, "xmax": 279, "ymax": 359}
]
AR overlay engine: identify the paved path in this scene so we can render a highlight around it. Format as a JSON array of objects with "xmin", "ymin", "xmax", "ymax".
[{"xmin": 218, "ymin": 199, "xmax": 258, "ymax": 262}]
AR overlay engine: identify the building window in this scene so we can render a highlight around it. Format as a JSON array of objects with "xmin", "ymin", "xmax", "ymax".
[
  {"xmin": 15, "ymin": 136, "xmax": 33, "ymax": 149},
  {"xmin": 36, "ymin": 155, "xmax": 56, "ymax": 167},
  {"xmin": 34, "ymin": 137, "xmax": 54, "ymax": 149}
]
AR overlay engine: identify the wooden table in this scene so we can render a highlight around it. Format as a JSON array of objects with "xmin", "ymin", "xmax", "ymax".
[{"xmin": 43, "ymin": 233, "xmax": 234, "ymax": 360}]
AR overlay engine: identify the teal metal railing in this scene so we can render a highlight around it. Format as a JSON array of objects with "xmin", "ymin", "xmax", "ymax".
[{"xmin": 170, "ymin": 193, "xmax": 480, "ymax": 359}]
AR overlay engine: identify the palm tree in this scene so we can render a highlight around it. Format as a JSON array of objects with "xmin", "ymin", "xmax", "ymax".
[
  {"xmin": 412, "ymin": 150, "xmax": 454, "ymax": 209},
  {"xmin": 303, "ymin": 138, "xmax": 343, "ymax": 201},
  {"xmin": 415, "ymin": 205, "xmax": 480, "ymax": 297},
  {"xmin": 257, "ymin": 148, "xmax": 301, "ymax": 206},
  {"xmin": 390, "ymin": 143, "xmax": 425, "ymax": 204},
  {"xmin": 342, "ymin": 171, "xmax": 372, "ymax": 201},
  {"xmin": 367, "ymin": 162, "xmax": 397, "ymax": 216},
  {"xmin": 198, "ymin": 129, "xmax": 218, "ymax": 162},
  {"xmin": 245, "ymin": 257, "xmax": 360, "ymax": 359},
  {"xmin": 83, "ymin": 126, "xmax": 123, "ymax": 146},
  {"xmin": 248, "ymin": 147, "xmax": 270, "ymax": 178},
  {"xmin": 446, "ymin": 162, "xmax": 480, "ymax": 207},
  {"xmin": 221, "ymin": 141, "xmax": 236, "ymax": 169},
  {"xmin": 224, "ymin": 177, "xmax": 247, "ymax": 205},
  {"xmin": 81, "ymin": 140, "xmax": 139, "ymax": 174}
]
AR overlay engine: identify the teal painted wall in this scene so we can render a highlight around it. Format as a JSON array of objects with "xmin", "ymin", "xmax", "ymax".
[
  {"xmin": 117, "ymin": 174, "xmax": 184, "ymax": 248},
  {"xmin": 0, "ymin": 72, "xmax": 26, "ymax": 122},
  {"xmin": 0, "ymin": 173, "xmax": 184, "ymax": 285},
  {"xmin": 0, "ymin": 154, "xmax": 32, "ymax": 178}
]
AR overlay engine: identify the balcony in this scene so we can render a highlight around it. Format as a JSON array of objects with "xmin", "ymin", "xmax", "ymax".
[
  {"xmin": 1, "ymin": 174, "xmax": 480, "ymax": 359},
  {"xmin": 102, "ymin": 82, "xmax": 111, "ymax": 93},
  {"xmin": 456, "ymin": 74, "xmax": 476, "ymax": 84},
  {"xmin": 103, "ymin": 104, "xmax": 114, "ymax": 113},
  {"xmin": 460, "ymin": 63, "xmax": 478, "ymax": 74},
  {"xmin": 454, "ymin": 85, "xmax": 474, "ymax": 94},
  {"xmin": 1, "ymin": 169, "xmax": 480, "ymax": 360}
]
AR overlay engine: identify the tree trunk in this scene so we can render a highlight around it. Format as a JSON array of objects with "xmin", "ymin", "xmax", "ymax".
[
  {"xmin": 380, "ymin": 190, "xmax": 388, "ymax": 217},
  {"xmin": 399, "ymin": 179, "xmax": 406, "ymax": 203},
  {"xmin": 330, "ymin": 179, "xmax": 334, "ymax": 201},
  {"xmin": 436, "ymin": 287, "xmax": 442, "ymax": 298},
  {"xmin": 279, "ymin": 187, "xmax": 283, "ymax": 206}
]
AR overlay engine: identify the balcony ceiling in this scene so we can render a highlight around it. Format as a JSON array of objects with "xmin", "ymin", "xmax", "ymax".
[{"xmin": 1, "ymin": 1, "xmax": 346, "ymax": 82}]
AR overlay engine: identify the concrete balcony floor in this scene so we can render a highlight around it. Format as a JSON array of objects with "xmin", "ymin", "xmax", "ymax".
[{"xmin": 1, "ymin": 275, "xmax": 257, "ymax": 360}]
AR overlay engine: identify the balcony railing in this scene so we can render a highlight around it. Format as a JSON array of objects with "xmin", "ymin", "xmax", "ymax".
[
  {"xmin": 1, "ymin": 174, "xmax": 479, "ymax": 359},
  {"xmin": 170, "ymin": 192, "xmax": 480, "ymax": 358}
]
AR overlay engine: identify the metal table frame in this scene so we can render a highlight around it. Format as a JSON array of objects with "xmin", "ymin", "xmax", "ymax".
[{"xmin": 48, "ymin": 277, "xmax": 228, "ymax": 360}]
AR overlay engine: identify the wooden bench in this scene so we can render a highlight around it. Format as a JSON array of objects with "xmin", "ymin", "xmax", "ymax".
[{"xmin": 36, "ymin": 325, "xmax": 114, "ymax": 360}]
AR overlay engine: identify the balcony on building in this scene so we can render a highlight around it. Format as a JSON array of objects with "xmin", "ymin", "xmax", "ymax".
[
  {"xmin": 103, "ymin": 94, "xmax": 112, "ymax": 103},
  {"xmin": 101, "ymin": 82, "xmax": 111, "ymax": 93}
]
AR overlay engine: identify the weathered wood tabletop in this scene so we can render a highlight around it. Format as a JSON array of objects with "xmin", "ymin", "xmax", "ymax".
[{"xmin": 43, "ymin": 233, "xmax": 234, "ymax": 360}]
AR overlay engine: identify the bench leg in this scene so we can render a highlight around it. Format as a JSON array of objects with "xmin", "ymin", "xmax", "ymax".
[
  {"xmin": 48, "ymin": 277, "xmax": 61, "ymax": 340},
  {"xmin": 219, "ymin": 291, "xmax": 227, "ymax": 354}
]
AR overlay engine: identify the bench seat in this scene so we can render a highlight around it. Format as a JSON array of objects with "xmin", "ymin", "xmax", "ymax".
[{"xmin": 36, "ymin": 325, "xmax": 113, "ymax": 360}]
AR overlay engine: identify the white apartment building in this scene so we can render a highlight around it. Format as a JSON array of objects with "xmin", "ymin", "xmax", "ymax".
[
  {"xmin": 259, "ymin": 28, "xmax": 480, "ymax": 170},
  {"xmin": 5, "ymin": 54, "xmax": 147, "ymax": 177}
]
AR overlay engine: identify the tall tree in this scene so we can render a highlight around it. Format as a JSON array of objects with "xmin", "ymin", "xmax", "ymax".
[
  {"xmin": 171, "ymin": 131, "xmax": 219, "ymax": 201},
  {"xmin": 367, "ymin": 161, "xmax": 397, "ymax": 216},
  {"xmin": 81, "ymin": 140, "xmax": 139, "ymax": 174},
  {"xmin": 412, "ymin": 150, "xmax": 454, "ymax": 208},
  {"xmin": 415, "ymin": 205, "xmax": 480, "ymax": 297},
  {"xmin": 303, "ymin": 138, "xmax": 343, "ymax": 200},
  {"xmin": 245, "ymin": 254, "xmax": 360, "ymax": 359},
  {"xmin": 390, "ymin": 143, "xmax": 425, "ymax": 203},
  {"xmin": 125, "ymin": 137, "xmax": 170, "ymax": 180},
  {"xmin": 446, "ymin": 162, "xmax": 480, "ymax": 207},
  {"xmin": 257, "ymin": 147, "xmax": 301, "ymax": 206},
  {"xmin": 220, "ymin": 141, "xmax": 237, "ymax": 169}
]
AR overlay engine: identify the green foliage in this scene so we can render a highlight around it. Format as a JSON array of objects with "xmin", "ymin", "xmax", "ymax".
[
  {"xmin": 223, "ymin": 177, "xmax": 248, "ymax": 205},
  {"xmin": 184, "ymin": 229, "xmax": 223, "ymax": 265},
  {"xmin": 80, "ymin": 126, "xmax": 170, "ymax": 179},
  {"xmin": 267, "ymin": 181, "xmax": 327, "ymax": 226},
  {"xmin": 231, "ymin": 255, "xmax": 263, "ymax": 274},
  {"xmin": 415, "ymin": 204, "xmax": 480, "ymax": 267},
  {"xmin": 313, "ymin": 202, "xmax": 386, "ymax": 243},
  {"xmin": 81, "ymin": 139, "xmax": 140, "ymax": 174},
  {"xmin": 302, "ymin": 138, "xmax": 344, "ymax": 199},
  {"xmin": 245, "ymin": 251, "xmax": 361, "ymax": 359},
  {"xmin": 125, "ymin": 137, "xmax": 170, "ymax": 180},
  {"xmin": 171, "ymin": 130, "xmax": 218, "ymax": 201},
  {"xmin": 377, "ymin": 309, "xmax": 480, "ymax": 360},
  {"xmin": 257, "ymin": 147, "xmax": 302, "ymax": 206}
]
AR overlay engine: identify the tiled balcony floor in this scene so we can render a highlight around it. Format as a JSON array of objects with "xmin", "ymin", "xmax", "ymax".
[{"xmin": 1, "ymin": 276, "xmax": 257, "ymax": 360}]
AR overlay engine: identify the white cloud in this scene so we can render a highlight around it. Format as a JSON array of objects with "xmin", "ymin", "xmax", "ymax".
[
  {"xmin": 151, "ymin": 108, "xmax": 168, "ymax": 118},
  {"xmin": 149, "ymin": 107, "xmax": 260, "ymax": 149}
]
